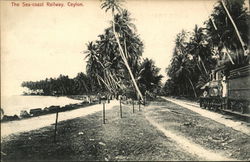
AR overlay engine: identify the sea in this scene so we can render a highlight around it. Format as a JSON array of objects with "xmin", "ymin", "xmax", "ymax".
[{"xmin": 1, "ymin": 95, "xmax": 83, "ymax": 116}]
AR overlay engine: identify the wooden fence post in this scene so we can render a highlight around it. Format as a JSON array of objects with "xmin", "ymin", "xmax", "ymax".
[
  {"xmin": 139, "ymin": 100, "xmax": 141, "ymax": 111},
  {"xmin": 120, "ymin": 98, "xmax": 122, "ymax": 118},
  {"xmin": 54, "ymin": 111, "xmax": 59, "ymax": 142},
  {"xmin": 108, "ymin": 95, "xmax": 110, "ymax": 103},
  {"xmin": 103, "ymin": 102, "xmax": 105, "ymax": 124},
  {"xmin": 132, "ymin": 100, "xmax": 135, "ymax": 113}
]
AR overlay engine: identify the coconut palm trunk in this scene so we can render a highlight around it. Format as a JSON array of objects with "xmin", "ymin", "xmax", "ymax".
[
  {"xmin": 187, "ymin": 77, "xmax": 197, "ymax": 98},
  {"xmin": 80, "ymin": 79, "xmax": 89, "ymax": 93},
  {"xmin": 104, "ymin": 72, "xmax": 116, "ymax": 91},
  {"xmin": 111, "ymin": 12, "xmax": 144, "ymax": 100},
  {"xmin": 109, "ymin": 71, "xmax": 123, "ymax": 89},
  {"xmin": 97, "ymin": 74, "xmax": 113, "ymax": 92},
  {"xmin": 198, "ymin": 55, "xmax": 208, "ymax": 75},
  {"xmin": 221, "ymin": 0, "xmax": 246, "ymax": 54}
]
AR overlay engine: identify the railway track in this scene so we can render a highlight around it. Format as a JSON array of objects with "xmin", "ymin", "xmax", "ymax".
[
  {"xmin": 179, "ymin": 98, "xmax": 250, "ymax": 122},
  {"xmin": 162, "ymin": 97, "xmax": 250, "ymax": 135}
]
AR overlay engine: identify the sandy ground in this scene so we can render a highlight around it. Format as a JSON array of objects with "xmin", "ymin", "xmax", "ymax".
[
  {"xmin": 162, "ymin": 96, "xmax": 250, "ymax": 135},
  {"xmin": 1, "ymin": 100, "xmax": 119, "ymax": 138},
  {"xmin": 146, "ymin": 115, "xmax": 235, "ymax": 161},
  {"xmin": 145, "ymin": 101, "xmax": 250, "ymax": 160}
]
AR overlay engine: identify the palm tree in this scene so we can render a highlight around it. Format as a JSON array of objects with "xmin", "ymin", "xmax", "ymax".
[
  {"xmin": 97, "ymin": 29, "xmax": 124, "ymax": 92},
  {"xmin": 168, "ymin": 50, "xmax": 197, "ymax": 97},
  {"xmin": 85, "ymin": 41, "xmax": 104, "ymax": 92},
  {"xmin": 137, "ymin": 58, "xmax": 163, "ymax": 94},
  {"xmin": 101, "ymin": 0, "xmax": 144, "ymax": 100},
  {"xmin": 188, "ymin": 25, "xmax": 209, "ymax": 75},
  {"xmin": 206, "ymin": 0, "xmax": 249, "ymax": 64},
  {"xmin": 74, "ymin": 73, "xmax": 90, "ymax": 94},
  {"xmin": 167, "ymin": 31, "xmax": 198, "ymax": 97},
  {"xmin": 85, "ymin": 40, "xmax": 119, "ymax": 93}
]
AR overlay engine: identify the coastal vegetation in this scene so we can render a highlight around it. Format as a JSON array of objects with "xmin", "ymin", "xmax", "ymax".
[
  {"xmin": 22, "ymin": 0, "xmax": 163, "ymax": 100},
  {"xmin": 162, "ymin": 0, "xmax": 249, "ymax": 98},
  {"xmin": 21, "ymin": 0, "xmax": 249, "ymax": 100},
  {"xmin": 21, "ymin": 73, "xmax": 93, "ymax": 96}
]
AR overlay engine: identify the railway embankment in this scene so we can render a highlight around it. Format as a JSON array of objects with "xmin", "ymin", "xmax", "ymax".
[{"xmin": 162, "ymin": 96, "xmax": 250, "ymax": 135}]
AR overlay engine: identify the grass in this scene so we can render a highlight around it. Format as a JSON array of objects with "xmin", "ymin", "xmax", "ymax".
[
  {"xmin": 1, "ymin": 103, "xmax": 197, "ymax": 161},
  {"xmin": 2, "ymin": 99, "xmax": 249, "ymax": 161},
  {"xmin": 146, "ymin": 100, "xmax": 250, "ymax": 160}
]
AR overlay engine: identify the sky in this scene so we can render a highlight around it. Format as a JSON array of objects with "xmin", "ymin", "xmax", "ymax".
[{"xmin": 1, "ymin": 0, "xmax": 217, "ymax": 96}]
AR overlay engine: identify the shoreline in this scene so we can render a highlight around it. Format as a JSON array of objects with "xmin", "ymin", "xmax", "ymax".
[
  {"xmin": 1, "ymin": 99, "xmax": 118, "ymax": 138},
  {"xmin": 1, "ymin": 95, "xmax": 99, "ymax": 122}
]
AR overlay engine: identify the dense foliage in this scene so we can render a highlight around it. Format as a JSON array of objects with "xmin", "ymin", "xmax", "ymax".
[
  {"xmin": 162, "ymin": 0, "xmax": 249, "ymax": 98},
  {"xmin": 22, "ymin": 0, "xmax": 163, "ymax": 98},
  {"xmin": 84, "ymin": 0, "xmax": 163, "ymax": 99}
]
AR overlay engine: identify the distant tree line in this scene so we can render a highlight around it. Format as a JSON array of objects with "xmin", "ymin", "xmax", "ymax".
[
  {"xmin": 22, "ymin": 73, "xmax": 93, "ymax": 96},
  {"xmin": 162, "ymin": 0, "xmax": 249, "ymax": 98}
]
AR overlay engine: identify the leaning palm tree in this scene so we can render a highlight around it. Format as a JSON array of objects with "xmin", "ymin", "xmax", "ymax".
[
  {"xmin": 85, "ymin": 41, "xmax": 104, "ymax": 91},
  {"xmin": 97, "ymin": 30, "xmax": 124, "ymax": 92},
  {"xmin": 85, "ymin": 40, "xmax": 118, "ymax": 93},
  {"xmin": 172, "ymin": 53, "xmax": 197, "ymax": 98},
  {"xmin": 206, "ymin": 0, "xmax": 248, "ymax": 64},
  {"xmin": 186, "ymin": 25, "xmax": 217, "ymax": 80},
  {"xmin": 168, "ymin": 38, "xmax": 198, "ymax": 98},
  {"xmin": 101, "ymin": 0, "xmax": 144, "ymax": 100}
]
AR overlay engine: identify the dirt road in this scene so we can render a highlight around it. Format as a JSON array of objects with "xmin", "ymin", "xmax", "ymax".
[{"xmin": 145, "ymin": 99, "xmax": 250, "ymax": 160}]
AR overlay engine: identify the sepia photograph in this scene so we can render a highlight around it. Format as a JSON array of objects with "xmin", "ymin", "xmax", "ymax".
[{"xmin": 1, "ymin": 0, "xmax": 250, "ymax": 161}]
